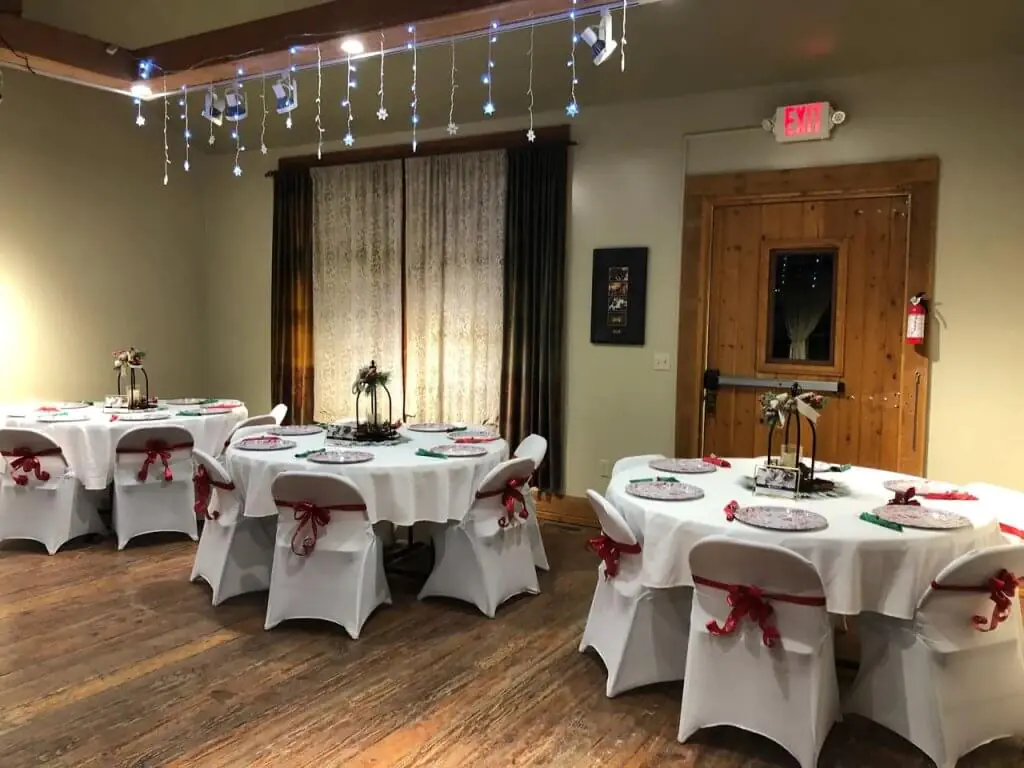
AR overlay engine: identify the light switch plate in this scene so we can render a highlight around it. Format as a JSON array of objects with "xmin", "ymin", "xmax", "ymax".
[{"xmin": 653, "ymin": 353, "xmax": 671, "ymax": 371}]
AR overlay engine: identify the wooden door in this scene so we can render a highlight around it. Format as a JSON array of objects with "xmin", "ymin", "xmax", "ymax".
[{"xmin": 701, "ymin": 196, "xmax": 917, "ymax": 471}]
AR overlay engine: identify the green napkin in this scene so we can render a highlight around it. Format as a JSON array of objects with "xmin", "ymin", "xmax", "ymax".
[
  {"xmin": 827, "ymin": 464, "xmax": 852, "ymax": 473},
  {"xmin": 416, "ymin": 448, "xmax": 448, "ymax": 460},
  {"xmin": 629, "ymin": 476, "xmax": 679, "ymax": 483},
  {"xmin": 859, "ymin": 512, "xmax": 903, "ymax": 532},
  {"xmin": 178, "ymin": 410, "xmax": 202, "ymax": 417},
  {"xmin": 447, "ymin": 425, "xmax": 468, "ymax": 432},
  {"xmin": 198, "ymin": 398, "xmax": 218, "ymax": 405},
  {"xmin": 295, "ymin": 449, "xmax": 321, "ymax": 459}
]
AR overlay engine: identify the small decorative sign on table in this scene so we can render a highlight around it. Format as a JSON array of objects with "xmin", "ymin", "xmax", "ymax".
[{"xmin": 753, "ymin": 464, "xmax": 802, "ymax": 499}]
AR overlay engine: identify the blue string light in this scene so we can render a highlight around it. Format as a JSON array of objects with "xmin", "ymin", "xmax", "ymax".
[
  {"xmin": 483, "ymin": 21, "xmax": 497, "ymax": 116},
  {"xmin": 409, "ymin": 26, "xmax": 419, "ymax": 152},
  {"xmin": 567, "ymin": 0, "xmax": 579, "ymax": 117}
]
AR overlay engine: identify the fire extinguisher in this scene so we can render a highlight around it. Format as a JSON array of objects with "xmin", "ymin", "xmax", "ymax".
[{"xmin": 906, "ymin": 293, "xmax": 926, "ymax": 345}]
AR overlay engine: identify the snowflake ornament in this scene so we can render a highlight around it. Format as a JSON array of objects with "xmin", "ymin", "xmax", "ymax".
[
  {"xmin": 135, "ymin": 114, "xmax": 146, "ymax": 127},
  {"xmin": 447, "ymin": 122, "xmax": 459, "ymax": 136},
  {"xmin": 343, "ymin": 132, "xmax": 355, "ymax": 147},
  {"xmin": 526, "ymin": 129, "xmax": 536, "ymax": 143},
  {"xmin": 208, "ymin": 134, "xmax": 216, "ymax": 146},
  {"xmin": 377, "ymin": 107, "xmax": 389, "ymax": 121},
  {"xmin": 483, "ymin": 102, "xmax": 495, "ymax": 116},
  {"xmin": 232, "ymin": 164, "xmax": 242, "ymax": 177},
  {"xmin": 566, "ymin": 101, "xmax": 579, "ymax": 117}
]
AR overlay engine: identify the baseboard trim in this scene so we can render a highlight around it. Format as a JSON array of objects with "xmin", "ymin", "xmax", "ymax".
[{"xmin": 535, "ymin": 492, "xmax": 597, "ymax": 528}]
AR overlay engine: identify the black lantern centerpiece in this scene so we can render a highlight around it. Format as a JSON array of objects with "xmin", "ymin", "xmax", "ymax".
[
  {"xmin": 761, "ymin": 383, "xmax": 831, "ymax": 492},
  {"xmin": 113, "ymin": 347, "xmax": 154, "ymax": 410},
  {"xmin": 352, "ymin": 361, "xmax": 400, "ymax": 443}
]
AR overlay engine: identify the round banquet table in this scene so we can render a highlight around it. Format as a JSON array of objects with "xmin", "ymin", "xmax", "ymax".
[
  {"xmin": 226, "ymin": 427, "xmax": 509, "ymax": 526},
  {"xmin": 1, "ymin": 402, "xmax": 248, "ymax": 490},
  {"xmin": 606, "ymin": 458, "xmax": 1005, "ymax": 620}
]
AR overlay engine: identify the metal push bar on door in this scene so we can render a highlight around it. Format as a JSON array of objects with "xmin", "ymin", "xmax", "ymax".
[{"xmin": 704, "ymin": 369, "xmax": 844, "ymax": 395}]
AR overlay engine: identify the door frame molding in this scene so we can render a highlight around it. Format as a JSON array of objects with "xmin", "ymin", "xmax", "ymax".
[{"xmin": 674, "ymin": 157, "xmax": 939, "ymax": 475}]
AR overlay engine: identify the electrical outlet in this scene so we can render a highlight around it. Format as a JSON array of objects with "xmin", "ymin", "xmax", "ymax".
[
  {"xmin": 653, "ymin": 353, "xmax": 671, "ymax": 371},
  {"xmin": 598, "ymin": 459, "xmax": 610, "ymax": 478}
]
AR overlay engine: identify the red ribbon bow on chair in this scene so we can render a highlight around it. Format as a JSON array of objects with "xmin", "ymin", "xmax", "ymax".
[
  {"xmin": 2, "ymin": 447, "xmax": 62, "ymax": 486},
  {"xmin": 193, "ymin": 464, "xmax": 236, "ymax": 520},
  {"xmin": 703, "ymin": 455, "xmax": 731, "ymax": 468},
  {"xmin": 275, "ymin": 499, "xmax": 368, "ymax": 556},
  {"xmin": 888, "ymin": 487, "xmax": 921, "ymax": 506},
  {"xmin": 476, "ymin": 477, "xmax": 530, "ymax": 528},
  {"xmin": 586, "ymin": 533, "xmax": 641, "ymax": 578},
  {"xmin": 724, "ymin": 501, "xmax": 739, "ymax": 521},
  {"xmin": 931, "ymin": 569, "xmax": 1022, "ymax": 632},
  {"xmin": 694, "ymin": 575, "xmax": 827, "ymax": 648},
  {"xmin": 117, "ymin": 440, "xmax": 192, "ymax": 483}
]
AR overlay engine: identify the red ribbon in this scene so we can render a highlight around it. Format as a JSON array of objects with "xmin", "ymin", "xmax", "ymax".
[
  {"xmin": 888, "ymin": 487, "xmax": 921, "ymax": 506},
  {"xmin": 193, "ymin": 464, "xmax": 236, "ymax": 520},
  {"xmin": 931, "ymin": 569, "xmax": 1022, "ymax": 632},
  {"xmin": 275, "ymin": 499, "xmax": 368, "ymax": 556},
  {"xmin": 693, "ymin": 575, "xmax": 827, "ymax": 648},
  {"xmin": 586, "ymin": 533, "xmax": 641, "ymax": 578},
  {"xmin": 703, "ymin": 455, "xmax": 731, "ymax": 468},
  {"xmin": 2, "ymin": 447, "xmax": 63, "ymax": 486},
  {"xmin": 116, "ymin": 440, "xmax": 192, "ymax": 482},
  {"xmin": 476, "ymin": 477, "xmax": 530, "ymax": 528},
  {"xmin": 724, "ymin": 500, "xmax": 738, "ymax": 521},
  {"xmin": 1000, "ymin": 522, "xmax": 1024, "ymax": 539},
  {"xmin": 922, "ymin": 491, "xmax": 978, "ymax": 501}
]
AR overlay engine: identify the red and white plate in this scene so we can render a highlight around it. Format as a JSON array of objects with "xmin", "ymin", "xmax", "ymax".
[
  {"xmin": 625, "ymin": 481, "xmax": 704, "ymax": 502},
  {"xmin": 35, "ymin": 412, "xmax": 91, "ymax": 423},
  {"xmin": 307, "ymin": 449, "xmax": 374, "ymax": 464},
  {"xmin": 118, "ymin": 411, "xmax": 171, "ymax": 422},
  {"xmin": 430, "ymin": 444, "xmax": 488, "ymax": 458},
  {"xmin": 234, "ymin": 437, "xmax": 297, "ymax": 451},
  {"xmin": 408, "ymin": 422, "xmax": 456, "ymax": 433},
  {"xmin": 883, "ymin": 478, "xmax": 956, "ymax": 496},
  {"xmin": 734, "ymin": 505, "xmax": 828, "ymax": 532},
  {"xmin": 873, "ymin": 504, "xmax": 971, "ymax": 530},
  {"xmin": 649, "ymin": 458, "xmax": 716, "ymax": 474},
  {"xmin": 269, "ymin": 425, "xmax": 324, "ymax": 437}
]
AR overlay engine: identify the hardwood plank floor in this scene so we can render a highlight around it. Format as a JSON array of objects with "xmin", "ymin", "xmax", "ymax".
[{"xmin": 0, "ymin": 523, "xmax": 1020, "ymax": 767}]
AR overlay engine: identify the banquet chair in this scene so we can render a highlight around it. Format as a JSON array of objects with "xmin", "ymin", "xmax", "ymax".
[
  {"xmin": 679, "ymin": 537, "xmax": 839, "ymax": 768},
  {"xmin": 0, "ymin": 428, "xmax": 105, "ymax": 554},
  {"xmin": 845, "ymin": 545, "xmax": 1024, "ymax": 768},
  {"xmin": 228, "ymin": 424, "xmax": 277, "ymax": 447},
  {"xmin": 513, "ymin": 433, "xmax": 550, "ymax": 571},
  {"xmin": 419, "ymin": 457, "xmax": 540, "ymax": 618},
  {"xmin": 221, "ymin": 415, "xmax": 277, "ymax": 454},
  {"xmin": 270, "ymin": 403, "xmax": 288, "ymax": 425},
  {"xmin": 190, "ymin": 449, "xmax": 276, "ymax": 605},
  {"xmin": 579, "ymin": 490, "xmax": 691, "ymax": 697},
  {"xmin": 265, "ymin": 472, "xmax": 390, "ymax": 639},
  {"xmin": 963, "ymin": 483, "xmax": 1024, "ymax": 544},
  {"xmin": 113, "ymin": 426, "xmax": 197, "ymax": 550},
  {"xmin": 611, "ymin": 454, "xmax": 666, "ymax": 478}
]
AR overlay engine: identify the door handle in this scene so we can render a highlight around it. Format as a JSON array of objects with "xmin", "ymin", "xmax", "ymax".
[{"xmin": 703, "ymin": 368, "xmax": 719, "ymax": 416}]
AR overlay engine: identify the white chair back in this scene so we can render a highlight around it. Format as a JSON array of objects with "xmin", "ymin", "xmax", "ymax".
[
  {"xmin": 0, "ymin": 428, "xmax": 67, "ymax": 489},
  {"xmin": 612, "ymin": 454, "xmax": 666, "ymax": 477},
  {"xmin": 270, "ymin": 472, "xmax": 373, "ymax": 554},
  {"xmin": 270, "ymin": 403, "xmax": 289, "ymax": 425},
  {"xmin": 229, "ymin": 424, "xmax": 277, "ymax": 446},
  {"xmin": 916, "ymin": 544, "xmax": 1024, "ymax": 651},
  {"xmin": 114, "ymin": 426, "xmax": 194, "ymax": 486},
  {"xmin": 224, "ymin": 415, "xmax": 277, "ymax": 451},
  {"xmin": 586, "ymin": 490, "xmax": 637, "ymax": 546},
  {"xmin": 964, "ymin": 482, "xmax": 1024, "ymax": 542},
  {"xmin": 192, "ymin": 448, "xmax": 242, "ymax": 524},
  {"xmin": 472, "ymin": 457, "xmax": 536, "ymax": 527},
  {"xmin": 514, "ymin": 434, "xmax": 548, "ymax": 471}
]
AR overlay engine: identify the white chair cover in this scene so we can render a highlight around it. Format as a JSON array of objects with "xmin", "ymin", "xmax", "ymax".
[
  {"xmin": 190, "ymin": 448, "xmax": 275, "ymax": 605},
  {"xmin": 270, "ymin": 403, "xmax": 288, "ymax": 425},
  {"xmin": 513, "ymin": 433, "xmax": 550, "ymax": 571},
  {"xmin": 679, "ymin": 536, "xmax": 839, "ymax": 768},
  {"xmin": 845, "ymin": 545, "xmax": 1024, "ymax": 768},
  {"xmin": 418, "ymin": 457, "xmax": 539, "ymax": 618},
  {"xmin": 265, "ymin": 472, "xmax": 390, "ymax": 639},
  {"xmin": 611, "ymin": 454, "xmax": 666, "ymax": 478},
  {"xmin": 579, "ymin": 490, "xmax": 691, "ymax": 697},
  {"xmin": 0, "ymin": 428, "xmax": 105, "ymax": 554},
  {"xmin": 964, "ymin": 482, "xmax": 1024, "ymax": 545},
  {"xmin": 221, "ymin": 415, "xmax": 277, "ymax": 454},
  {"xmin": 112, "ymin": 426, "xmax": 197, "ymax": 550}
]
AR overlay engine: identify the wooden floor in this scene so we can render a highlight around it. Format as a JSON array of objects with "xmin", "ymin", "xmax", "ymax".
[{"xmin": 0, "ymin": 523, "xmax": 1020, "ymax": 768}]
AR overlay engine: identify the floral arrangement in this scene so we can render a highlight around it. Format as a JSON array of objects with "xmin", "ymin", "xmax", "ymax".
[
  {"xmin": 113, "ymin": 347, "xmax": 145, "ymax": 370},
  {"xmin": 760, "ymin": 389, "xmax": 827, "ymax": 428},
  {"xmin": 351, "ymin": 361, "xmax": 390, "ymax": 395}
]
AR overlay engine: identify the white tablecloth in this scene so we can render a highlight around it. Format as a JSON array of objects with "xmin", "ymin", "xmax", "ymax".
[
  {"xmin": 1, "ymin": 402, "xmax": 248, "ymax": 490},
  {"xmin": 606, "ymin": 458, "xmax": 1004, "ymax": 619},
  {"xmin": 227, "ymin": 427, "xmax": 508, "ymax": 526}
]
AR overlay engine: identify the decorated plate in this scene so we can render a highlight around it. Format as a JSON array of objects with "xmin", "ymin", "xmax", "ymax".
[
  {"xmin": 448, "ymin": 427, "xmax": 498, "ymax": 439},
  {"xmin": 103, "ymin": 405, "xmax": 169, "ymax": 414},
  {"xmin": 734, "ymin": 505, "xmax": 828, "ymax": 532},
  {"xmin": 117, "ymin": 411, "xmax": 171, "ymax": 422},
  {"xmin": 35, "ymin": 412, "xmax": 92, "ymax": 423},
  {"xmin": 873, "ymin": 504, "xmax": 971, "ymax": 530},
  {"xmin": 268, "ymin": 425, "xmax": 324, "ymax": 437},
  {"xmin": 306, "ymin": 449, "xmax": 374, "ymax": 465},
  {"xmin": 625, "ymin": 481, "xmax": 705, "ymax": 502},
  {"xmin": 51, "ymin": 402, "xmax": 90, "ymax": 410},
  {"xmin": 166, "ymin": 398, "xmax": 211, "ymax": 406},
  {"xmin": 649, "ymin": 458, "xmax": 716, "ymax": 474},
  {"xmin": 882, "ymin": 478, "xmax": 956, "ymax": 496},
  {"xmin": 234, "ymin": 437, "xmax": 297, "ymax": 451},
  {"xmin": 408, "ymin": 422, "xmax": 456, "ymax": 433},
  {"xmin": 201, "ymin": 405, "xmax": 239, "ymax": 415},
  {"xmin": 430, "ymin": 443, "xmax": 488, "ymax": 458}
]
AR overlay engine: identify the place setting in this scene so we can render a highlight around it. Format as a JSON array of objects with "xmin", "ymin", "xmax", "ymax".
[
  {"xmin": 233, "ymin": 436, "xmax": 297, "ymax": 452},
  {"xmin": 625, "ymin": 477, "xmax": 705, "ymax": 501},
  {"xmin": 723, "ymin": 501, "xmax": 830, "ymax": 532}
]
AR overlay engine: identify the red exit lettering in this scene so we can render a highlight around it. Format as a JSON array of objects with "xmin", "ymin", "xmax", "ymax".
[{"xmin": 783, "ymin": 102, "xmax": 824, "ymax": 136}]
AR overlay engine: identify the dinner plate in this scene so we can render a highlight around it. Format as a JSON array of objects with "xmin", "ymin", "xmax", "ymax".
[
  {"xmin": 883, "ymin": 478, "xmax": 956, "ymax": 496},
  {"xmin": 448, "ymin": 427, "xmax": 498, "ymax": 439},
  {"xmin": 430, "ymin": 443, "xmax": 488, "ymax": 458},
  {"xmin": 306, "ymin": 450, "xmax": 374, "ymax": 464},
  {"xmin": 103, "ymin": 406, "xmax": 169, "ymax": 414},
  {"xmin": 234, "ymin": 437, "xmax": 297, "ymax": 451},
  {"xmin": 35, "ymin": 413, "xmax": 92, "ymax": 423},
  {"xmin": 166, "ymin": 398, "xmax": 211, "ymax": 406},
  {"xmin": 625, "ymin": 481, "xmax": 704, "ymax": 502},
  {"xmin": 52, "ymin": 402, "xmax": 90, "ymax": 410},
  {"xmin": 269, "ymin": 425, "xmax": 324, "ymax": 437},
  {"xmin": 733, "ymin": 505, "xmax": 828, "ymax": 532},
  {"xmin": 873, "ymin": 504, "xmax": 972, "ymax": 530},
  {"xmin": 408, "ymin": 422, "xmax": 456, "ymax": 433},
  {"xmin": 649, "ymin": 458, "xmax": 716, "ymax": 474},
  {"xmin": 117, "ymin": 411, "xmax": 171, "ymax": 421}
]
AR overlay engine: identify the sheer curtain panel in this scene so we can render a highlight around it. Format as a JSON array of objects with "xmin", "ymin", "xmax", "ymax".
[
  {"xmin": 404, "ymin": 151, "xmax": 507, "ymax": 424},
  {"xmin": 312, "ymin": 162, "xmax": 404, "ymax": 423}
]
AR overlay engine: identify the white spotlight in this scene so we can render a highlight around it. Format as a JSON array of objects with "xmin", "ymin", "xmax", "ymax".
[
  {"xmin": 129, "ymin": 84, "xmax": 153, "ymax": 99},
  {"xmin": 224, "ymin": 86, "xmax": 248, "ymax": 121},
  {"xmin": 272, "ymin": 77, "xmax": 298, "ymax": 114},
  {"xmin": 340, "ymin": 38, "xmax": 365, "ymax": 55},
  {"xmin": 202, "ymin": 90, "xmax": 226, "ymax": 125},
  {"xmin": 580, "ymin": 10, "xmax": 618, "ymax": 66}
]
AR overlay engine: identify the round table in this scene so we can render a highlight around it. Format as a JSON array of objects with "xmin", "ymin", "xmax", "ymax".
[
  {"xmin": 1, "ymin": 402, "xmax": 248, "ymax": 490},
  {"xmin": 227, "ymin": 427, "xmax": 508, "ymax": 526},
  {"xmin": 606, "ymin": 458, "xmax": 1004, "ymax": 619}
]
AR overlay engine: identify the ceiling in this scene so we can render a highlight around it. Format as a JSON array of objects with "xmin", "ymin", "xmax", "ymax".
[{"xmin": 18, "ymin": 0, "xmax": 1024, "ymax": 152}]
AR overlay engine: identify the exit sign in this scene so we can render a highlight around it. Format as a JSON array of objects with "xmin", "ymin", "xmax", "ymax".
[{"xmin": 772, "ymin": 102, "xmax": 835, "ymax": 143}]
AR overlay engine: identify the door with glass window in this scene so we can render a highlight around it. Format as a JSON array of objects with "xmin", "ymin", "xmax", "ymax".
[{"xmin": 700, "ymin": 196, "xmax": 919, "ymax": 472}]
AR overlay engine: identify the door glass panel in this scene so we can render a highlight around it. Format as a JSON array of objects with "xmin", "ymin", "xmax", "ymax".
[{"xmin": 766, "ymin": 248, "xmax": 837, "ymax": 363}]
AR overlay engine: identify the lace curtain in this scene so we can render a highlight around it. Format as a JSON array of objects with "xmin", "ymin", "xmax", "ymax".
[
  {"xmin": 311, "ymin": 162, "xmax": 404, "ymax": 422},
  {"xmin": 404, "ymin": 151, "xmax": 507, "ymax": 424}
]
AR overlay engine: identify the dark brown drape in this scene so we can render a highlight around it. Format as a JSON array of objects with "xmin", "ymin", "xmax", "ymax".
[
  {"xmin": 270, "ymin": 169, "xmax": 315, "ymax": 424},
  {"xmin": 500, "ymin": 143, "xmax": 569, "ymax": 493}
]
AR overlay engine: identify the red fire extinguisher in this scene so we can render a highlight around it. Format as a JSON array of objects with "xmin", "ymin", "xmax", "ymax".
[{"xmin": 906, "ymin": 293, "xmax": 926, "ymax": 345}]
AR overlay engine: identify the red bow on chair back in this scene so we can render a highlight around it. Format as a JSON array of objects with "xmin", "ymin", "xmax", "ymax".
[
  {"xmin": 931, "ymin": 569, "xmax": 1022, "ymax": 632},
  {"xmin": 193, "ymin": 465, "xmax": 236, "ymax": 520},
  {"xmin": 888, "ymin": 487, "xmax": 921, "ymax": 506},
  {"xmin": 2, "ymin": 447, "xmax": 62, "ymax": 486},
  {"xmin": 476, "ymin": 477, "xmax": 530, "ymax": 528},
  {"xmin": 694, "ymin": 575, "xmax": 827, "ymax": 648},
  {"xmin": 586, "ymin": 533, "xmax": 641, "ymax": 578},
  {"xmin": 275, "ymin": 499, "xmax": 368, "ymax": 556},
  {"xmin": 117, "ymin": 441, "xmax": 192, "ymax": 483}
]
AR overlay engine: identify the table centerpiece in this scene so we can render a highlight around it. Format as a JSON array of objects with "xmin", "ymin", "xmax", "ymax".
[
  {"xmin": 110, "ymin": 347, "xmax": 156, "ymax": 410},
  {"xmin": 760, "ymin": 383, "xmax": 831, "ymax": 494}
]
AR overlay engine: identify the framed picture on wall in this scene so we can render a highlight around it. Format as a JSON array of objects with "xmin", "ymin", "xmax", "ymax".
[{"xmin": 590, "ymin": 247, "xmax": 649, "ymax": 345}]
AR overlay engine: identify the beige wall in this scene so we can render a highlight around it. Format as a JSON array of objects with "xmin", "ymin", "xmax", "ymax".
[
  {"xmin": 200, "ymin": 56, "xmax": 1024, "ymax": 495},
  {"xmin": 0, "ymin": 70, "xmax": 207, "ymax": 402}
]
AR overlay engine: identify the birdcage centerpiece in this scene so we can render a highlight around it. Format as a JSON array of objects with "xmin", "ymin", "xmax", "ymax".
[
  {"xmin": 112, "ymin": 347, "xmax": 154, "ymax": 409},
  {"xmin": 352, "ymin": 361, "xmax": 400, "ymax": 442},
  {"xmin": 761, "ymin": 383, "xmax": 830, "ymax": 490}
]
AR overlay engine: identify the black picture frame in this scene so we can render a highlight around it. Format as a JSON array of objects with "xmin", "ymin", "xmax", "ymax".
[{"xmin": 590, "ymin": 247, "xmax": 648, "ymax": 345}]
